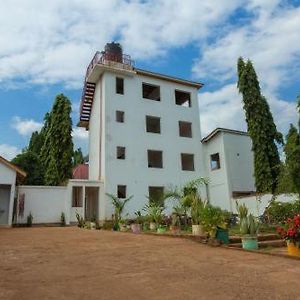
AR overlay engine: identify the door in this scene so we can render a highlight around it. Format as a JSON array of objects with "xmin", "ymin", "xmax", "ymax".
[{"xmin": 0, "ymin": 185, "xmax": 11, "ymax": 225}]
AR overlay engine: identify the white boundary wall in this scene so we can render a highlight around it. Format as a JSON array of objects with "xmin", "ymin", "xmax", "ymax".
[
  {"xmin": 17, "ymin": 186, "xmax": 67, "ymax": 224},
  {"xmin": 231, "ymin": 193, "xmax": 298, "ymax": 216}
]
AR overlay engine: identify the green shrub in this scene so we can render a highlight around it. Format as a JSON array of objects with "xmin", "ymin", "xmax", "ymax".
[
  {"xmin": 60, "ymin": 212, "xmax": 66, "ymax": 226},
  {"xmin": 27, "ymin": 212, "xmax": 33, "ymax": 227},
  {"xmin": 75, "ymin": 212, "xmax": 84, "ymax": 228},
  {"xmin": 264, "ymin": 199, "xmax": 300, "ymax": 224}
]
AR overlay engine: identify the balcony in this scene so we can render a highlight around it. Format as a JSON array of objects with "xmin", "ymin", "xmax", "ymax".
[{"xmin": 78, "ymin": 51, "xmax": 135, "ymax": 128}]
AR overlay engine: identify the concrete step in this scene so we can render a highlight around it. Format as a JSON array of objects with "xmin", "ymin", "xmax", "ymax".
[
  {"xmin": 229, "ymin": 239, "xmax": 285, "ymax": 249},
  {"xmin": 229, "ymin": 234, "xmax": 280, "ymax": 244}
]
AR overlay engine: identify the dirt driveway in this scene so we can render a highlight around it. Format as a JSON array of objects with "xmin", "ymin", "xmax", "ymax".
[{"xmin": 0, "ymin": 227, "xmax": 300, "ymax": 300}]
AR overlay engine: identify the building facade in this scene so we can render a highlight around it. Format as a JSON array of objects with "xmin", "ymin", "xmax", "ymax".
[
  {"xmin": 201, "ymin": 128, "xmax": 255, "ymax": 211},
  {"xmin": 78, "ymin": 43, "xmax": 206, "ymax": 219}
]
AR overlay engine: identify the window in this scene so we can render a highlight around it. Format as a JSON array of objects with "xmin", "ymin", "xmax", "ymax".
[
  {"xmin": 148, "ymin": 186, "xmax": 164, "ymax": 206},
  {"xmin": 72, "ymin": 187, "xmax": 83, "ymax": 207},
  {"xmin": 117, "ymin": 185, "xmax": 127, "ymax": 198},
  {"xmin": 147, "ymin": 150, "xmax": 163, "ymax": 168},
  {"xmin": 142, "ymin": 83, "xmax": 160, "ymax": 101},
  {"xmin": 181, "ymin": 153, "xmax": 194, "ymax": 171},
  {"xmin": 210, "ymin": 153, "xmax": 220, "ymax": 170},
  {"xmin": 175, "ymin": 90, "xmax": 191, "ymax": 107},
  {"xmin": 116, "ymin": 146, "xmax": 126, "ymax": 159},
  {"xmin": 179, "ymin": 121, "xmax": 192, "ymax": 137},
  {"xmin": 116, "ymin": 111, "xmax": 124, "ymax": 123},
  {"xmin": 146, "ymin": 116, "xmax": 161, "ymax": 133},
  {"xmin": 116, "ymin": 77, "xmax": 124, "ymax": 94}
]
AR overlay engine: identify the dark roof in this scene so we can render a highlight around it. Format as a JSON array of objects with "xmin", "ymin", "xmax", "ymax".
[
  {"xmin": 201, "ymin": 128, "xmax": 249, "ymax": 143},
  {"xmin": 135, "ymin": 68, "xmax": 203, "ymax": 89},
  {"xmin": 0, "ymin": 155, "xmax": 26, "ymax": 178},
  {"xmin": 72, "ymin": 164, "xmax": 89, "ymax": 180}
]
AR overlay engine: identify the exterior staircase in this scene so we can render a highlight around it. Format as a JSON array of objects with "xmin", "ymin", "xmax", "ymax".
[{"xmin": 80, "ymin": 82, "xmax": 96, "ymax": 123}]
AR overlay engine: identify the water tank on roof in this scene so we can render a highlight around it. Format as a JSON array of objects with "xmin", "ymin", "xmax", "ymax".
[{"xmin": 104, "ymin": 42, "xmax": 123, "ymax": 62}]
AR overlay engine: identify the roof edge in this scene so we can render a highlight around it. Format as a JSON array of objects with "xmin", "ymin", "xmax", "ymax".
[
  {"xmin": 135, "ymin": 68, "xmax": 204, "ymax": 89},
  {"xmin": 0, "ymin": 156, "xmax": 27, "ymax": 178},
  {"xmin": 201, "ymin": 127, "xmax": 249, "ymax": 143}
]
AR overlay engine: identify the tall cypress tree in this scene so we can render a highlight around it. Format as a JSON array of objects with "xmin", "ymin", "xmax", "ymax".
[
  {"xmin": 40, "ymin": 94, "xmax": 73, "ymax": 185},
  {"xmin": 284, "ymin": 124, "xmax": 300, "ymax": 197},
  {"xmin": 237, "ymin": 58, "xmax": 282, "ymax": 194}
]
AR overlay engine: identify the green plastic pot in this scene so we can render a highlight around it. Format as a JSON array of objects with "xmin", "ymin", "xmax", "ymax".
[
  {"xmin": 242, "ymin": 236, "xmax": 258, "ymax": 250},
  {"xmin": 216, "ymin": 227, "xmax": 229, "ymax": 244},
  {"xmin": 157, "ymin": 226, "xmax": 167, "ymax": 234}
]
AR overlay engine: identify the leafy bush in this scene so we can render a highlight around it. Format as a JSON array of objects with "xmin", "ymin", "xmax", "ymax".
[
  {"xmin": 60, "ymin": 212, "xmax": 66, "ymax": 226},
  {"xmin": 264, "ymin": 199, "xmax": 300, "ymax": 224},
  {"xmin": 75, "ymin": 212, "xmax": 84, "ymax": 228},
  {"xmin": 200, "ymin": 204, "xmax": 227, "ymax": 237},
  {"xmin": 27, "ymin": 212, "xmax": 33, "ymax": 227}
]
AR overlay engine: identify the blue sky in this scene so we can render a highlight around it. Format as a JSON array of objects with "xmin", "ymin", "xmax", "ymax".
[{"xmin": 1, "ymin": 0, "xmax": 300, "ymax": 160}]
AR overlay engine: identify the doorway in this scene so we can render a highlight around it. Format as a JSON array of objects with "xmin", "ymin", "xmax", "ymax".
[
  {"xmin": 85, "ymin": 187, "xmax": 99, "ymax": 221},
  {"xmin": 0, "ymin": 185, "xmax": 11, "ymax": 225}
]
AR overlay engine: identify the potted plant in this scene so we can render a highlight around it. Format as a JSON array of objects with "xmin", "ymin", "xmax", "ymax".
[
  {"xmin": 170, "ymin": 209, "xmax": 181, "ymax": 235},
  {"xmin": 240, "ymin": 214, "xmax": 259, "ymax": 250},
  {"xmin": 191, "ymin": 196, "xmax": 204, "ymax": 236},
  {"xmin": 157, "ymin": 223, "xmax": 167, "ymax": 234},
  {"xmin": 131, "ymin": 210, "xmax": 143, "ymax": 234},
  {"xmin": 200, "ymin": 204, "xmax": 226, "ymax": 239},
  {"xmin": 277, "ymin": 214, "xmax": 300, "ymax": 257},
  {"xmin": 106, "ymin": 193, "xmax": 133, "ymax": 231},
  {"xmin": 142, "ymin": 203, "xmax": 164, "ymax": 231},
  {"xmin": 119, "ymin": 219, "xmax": 128, "ymax": 232}
]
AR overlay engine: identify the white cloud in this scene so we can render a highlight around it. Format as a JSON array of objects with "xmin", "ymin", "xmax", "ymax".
[
  {"xmin": 11, "ymin": 117, "xmax": 43, "ymax": 136},
  {"xmin": 0, "ymin": 144, "xmax": 21, "ymax": 160},
  {"xmin": 199, "ymin": 84, "xmax": 298, "ymax": 138},
  {"xmin": 72, "ymin": 127, "xmax": 89, "ymax": 140},
  {"xmin": 0, "ymin": 0, "xmax": 241, "ymax": 88}
]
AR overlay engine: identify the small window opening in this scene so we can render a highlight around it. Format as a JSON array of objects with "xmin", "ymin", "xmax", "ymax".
[
  {"xmin": 116, "ymin": 111, "xmax": 124, "ymax": 123},
  {"xmin": 175, "ymin": 90, "xmax": 191, "ymax": 107},
  {"xmin": 147, "ymin": 150, "xmax": 163, "ymax": 168},
  {"xmin": 179, "ymin": 121, "xmax": 192, "ymax": 137},
  {"xmin": 210, "ymin": 153, "xmax": 220, "ymax": 170},
  {"xmin": 181, "ymin": 153, "xmax": 194, "ymax": 171},
  {"xmin": 116, "ymin": 146, "xmax": 126, "ymax": 159},
  {"xmin": 116, "ymin": 77, "xmax": 124, "ymax": 94},
  {"xmin": 72, "ymin": 186, "xmax": 83, "ymax": 207},
  {"xmin": 146, "ymin": 116, "xmax": 161, "ymax": 133},
  {"xmin": 148, "ymin": 186, "xmax": 164, "ymax": 206},
  {"xmin": 117, "ymin": 185, "xmax": 126, "ymax": 198},
  {"xmin": 142, "ymin": 83, "xmax": 160, "ymax": 101}
]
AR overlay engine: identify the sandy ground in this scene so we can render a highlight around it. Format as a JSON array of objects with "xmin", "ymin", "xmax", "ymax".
[{"xmin": 1, "ymin": 227, "xmax": 300, "ymax": 300}]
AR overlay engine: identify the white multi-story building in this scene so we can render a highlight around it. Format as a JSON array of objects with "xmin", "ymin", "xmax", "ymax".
[{"xmin": 78, "ymin": 42, "xmax": 206, "ymax": 220}]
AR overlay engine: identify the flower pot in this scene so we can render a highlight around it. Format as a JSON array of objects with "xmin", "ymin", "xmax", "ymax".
[
  {"xmin": 216, "ymin": 227, "xmax": 229, "ymax": 244},
  {"xmin": 150, "ymin": 222, "xmax": 157, "ymax": 231},
  {"xmin": 241, "ymin": 236, "xmax": 258, "ymax": 250},
  {"xmin": 131, "ymin": 223, "xmax": 141, "ymax": 234},
  {"xmin": 119, "ymin": 224, "xmax": 127, "ymax": 232},
  {"xmin": 287, "ymin": 242, "xmax": 300, "ymax": 257},
  {"xmin": 170, "ymin": 225, "xmax": 180, "ymax": 235},
  {"xmin": 192, "ymin": 224, "xmax": 203, "ymax": 236},
  {"xmin": 157, "ymin": 226, "xmax": 167, "ymax": 234}
]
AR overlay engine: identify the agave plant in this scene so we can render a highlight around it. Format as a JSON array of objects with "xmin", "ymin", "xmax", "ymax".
[
  {"xmin": 236, "ymin": 202, "xmax": 248, "ymax": 219},
  {"xmin": 142, "ymin": 203, "xmax": 164, "ymax": 224},
  {"xmin": 106, "ymin": 193, "xmax": 133, "ymax": 227},
  {"xmin": 240, "ymin": 214, "xmax": 259, "ymax": 236}
]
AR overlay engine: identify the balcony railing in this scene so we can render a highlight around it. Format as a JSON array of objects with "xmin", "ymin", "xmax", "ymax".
[{"xmin": 84, "ymin": 51, "xmax": 134, "ymax": 82}]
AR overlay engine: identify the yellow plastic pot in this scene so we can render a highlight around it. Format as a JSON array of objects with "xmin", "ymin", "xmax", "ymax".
[{"xmin": 287, "ymin": 242, "xmax": 300, "ymax": 257}]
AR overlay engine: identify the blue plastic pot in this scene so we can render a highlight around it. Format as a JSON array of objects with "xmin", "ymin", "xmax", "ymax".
[{"xmin": 242, "ymin": 236, "xmax": 258, "ymax": 250}]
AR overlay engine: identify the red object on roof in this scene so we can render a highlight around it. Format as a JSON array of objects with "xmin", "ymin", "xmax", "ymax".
[{"xmin": 72, "ymin": 164, "xmax": 89, "ymax": 180}]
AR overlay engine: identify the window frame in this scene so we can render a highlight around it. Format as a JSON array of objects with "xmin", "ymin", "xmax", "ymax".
[
  {"xmin": 181, "ymin": 153, "xmax": 195, "ymax": 171},
  {"xmin": 116, "ymin": 146, "xmax": 126, "ymax": 160},
  {"xmin": 175, "ymin": 89, "xmax": 191, "ymax": 107},
  {"xmin": 117, "ymin": 185, "xmax": 127, "ymax": 198},
  {"xmin": 116, "ymin": 77, "xmax": 124, "ymax": 95},
  {"xmin": 210, "ymin": 153, "xmax": 221, "ymax": 170},
  {"xmin": 179, "ymin": 121, "xmax": 192, "ymax": 138},
  {"xmin": 146, "ymin": 115, "xmax": 161, "ymax": 134},
  {"xmin": 142, "ymin": 83, "xmax": 161, "ymax": 101},
  {"xmin": 147, "ymin": 150, "xmax": 163, "ymax": 168}
]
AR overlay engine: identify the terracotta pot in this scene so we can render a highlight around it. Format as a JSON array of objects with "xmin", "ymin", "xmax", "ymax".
[
  {"xmin": 149, "ymin": 222, "xmax": 157, "ymax": 231},
  {"xmin": 170, "ymin": 225, "xmax": 180, "ymax": 235},
  {"xmin": 192, "ymin": 224, "xmax": 203, "ymax": 236},
  {"xmin": 131, "ymin": 223, "xmax": 141, "ymax": 234},
  {"xmin": 287, "ymin": 242, "xmax": 300, "ymax": 257}
]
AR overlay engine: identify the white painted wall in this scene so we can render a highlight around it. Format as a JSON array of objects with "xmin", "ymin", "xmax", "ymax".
[
  {"xmin": 17, "ymin": 186, "xmax": 67, "ymax": 224},
  {"xmin": 232, "ymin": 193, "xmax": 299, "ymax": 216},
  {"xmin": 88, "ymin": 70, "xmax": 205, "ymax": 219},
  {"xmin": 0, "ymin": 162, "xmax": 17, "ymax": 226},
  {"xmin": 202, "ymin": 133, "xmax": 232, "ymax": 210},
  {"xmin": 223, "ymin": 133, "xmax": 255, "ymax": 193}
]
